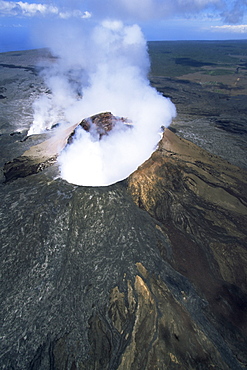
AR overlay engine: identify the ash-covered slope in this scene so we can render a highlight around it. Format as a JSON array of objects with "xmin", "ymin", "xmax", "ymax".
[{"xmin": 1, "ymin": 125, "xmax": 247, "ymax": 369}]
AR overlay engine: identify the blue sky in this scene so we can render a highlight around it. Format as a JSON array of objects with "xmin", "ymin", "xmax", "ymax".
[{"xmin": 0, "ymin": 0, "xmax": 247, "ymax": 52}]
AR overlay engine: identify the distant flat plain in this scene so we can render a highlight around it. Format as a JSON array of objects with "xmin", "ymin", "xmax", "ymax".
[
  {"xmin": 148, "ymin": 40, "xmax": 247, "ymax": 169},
  {"xmin": 149, "ymin": 40, "xmax": 247, "ymax": 94}
]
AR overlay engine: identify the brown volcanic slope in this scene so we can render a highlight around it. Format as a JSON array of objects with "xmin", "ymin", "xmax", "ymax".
[
  {"xmin": 1, "ymin": 118, "xmax": 247, "ymax": 369},
  {"xmin": 129, "ymin": 127, "xmax": 247, "ymax": 305},
  {"xmin": 126, "ymin": 128, "xmax": 247, "ymax": 368}
]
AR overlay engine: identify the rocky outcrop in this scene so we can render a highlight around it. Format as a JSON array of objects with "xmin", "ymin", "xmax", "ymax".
[
  {"xmin": 68, "ymin": 112, "xmax": 131, "ymax": 143},
  {"xmin": 3, "ymin": 155, "xmax": 56, "ymax": 182}
]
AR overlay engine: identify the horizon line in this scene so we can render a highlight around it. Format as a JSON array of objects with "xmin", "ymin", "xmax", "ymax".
[{"xmin": 1, "ymin": 38, "xmax": 247, "ymax": 54}]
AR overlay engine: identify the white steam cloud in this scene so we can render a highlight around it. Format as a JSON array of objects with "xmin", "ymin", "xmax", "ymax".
[{"xmin": 29, "ymin": 19, "xmax": 176, "ymax": 186}]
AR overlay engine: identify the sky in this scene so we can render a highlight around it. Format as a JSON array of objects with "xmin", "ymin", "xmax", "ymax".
[{"xmin": 0, "ymin": 0, "xmax": 246, "ymax": 52}]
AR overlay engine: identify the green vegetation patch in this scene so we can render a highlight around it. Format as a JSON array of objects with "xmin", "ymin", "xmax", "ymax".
[{"xmin": 175, "ymin": 57, "xmax": 215, "ymax": 68}]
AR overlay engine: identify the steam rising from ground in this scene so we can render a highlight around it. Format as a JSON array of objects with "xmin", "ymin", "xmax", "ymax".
[{"xmin": 29, "ymin": 20, "xmax": 176, "ymax": 186}]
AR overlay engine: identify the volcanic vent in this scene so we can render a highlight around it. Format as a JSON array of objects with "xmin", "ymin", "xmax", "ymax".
[
  {"xmin": 3, "ymin": 111, "xmax": 165, "ymax": 186},
  {"xmin": 58, "ymin": 110, "xmax": 165, "ymax": 187}
]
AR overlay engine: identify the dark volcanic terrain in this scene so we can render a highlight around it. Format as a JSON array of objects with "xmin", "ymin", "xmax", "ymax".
[{"xmin": 0, "ymin": 42, "xmax": 247, "ymax": 369}]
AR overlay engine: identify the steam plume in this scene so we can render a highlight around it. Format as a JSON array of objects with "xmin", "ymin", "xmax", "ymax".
[{"xmin": 29, "ymin": 17, "xmax": 176, "ymax": 186}]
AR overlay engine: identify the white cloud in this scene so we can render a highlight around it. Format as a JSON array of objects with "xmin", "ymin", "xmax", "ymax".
[
  {"xmin": 0, "ymin": 1, "xmax": 91, "ymax": 19},
  {"xmin": 21, "ymin": 2, "xmax": 58, "ymax": 16},
  {"xmin": 59, "ymin": 9, "xmax": 91, "ymax": 20},
  {"xmin": 0, "ymin": 0, "xmax": 246, "ymax": 24},
  {"xmin": 0, "ymin": 1, "xmax": 56, "ymax": 16},
  {"xmin": 80, "ymin": 0, "xmax": 225, "ymax": 21},
  {"xmin": 81, "ymin": 11, "xmax": 91, "ymax": 19},
  {"xmin": 211, "ymin": 24, "xmax": 247, "ymax": 33}
]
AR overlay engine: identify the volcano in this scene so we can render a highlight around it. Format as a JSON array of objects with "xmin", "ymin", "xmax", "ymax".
[
  {"xmin": 1, "ymin": 121, "xmax": 247, "ymax": 369},
  {"xmin": 1, "ymin": 46, "xmax": 247, "ymax": 369}
]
